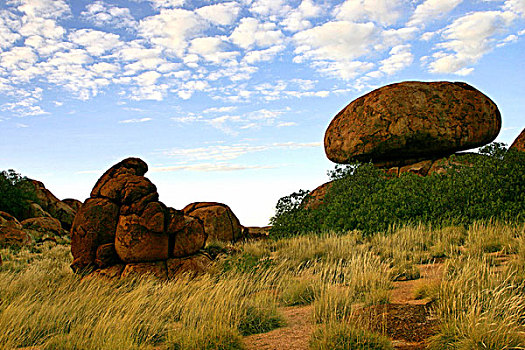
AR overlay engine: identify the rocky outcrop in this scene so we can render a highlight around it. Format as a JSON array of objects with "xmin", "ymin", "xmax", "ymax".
[
  {"xmin": 62, "ymin": 198, "xmax": 82, "ymax": 212},
  {"xmin": 24, "ymin": 180, "xmax": 77, "ymax": 230},
  {"xmin": 0, "ymin": 211, "xmax": 31, "ymax": 247},
  {"xmin": 21, "ymin": 217, "xmax": 67, "ymax": 242},
  {"xmin": 302, "ymin": 182, "xmax": 334, "ymax": 210},
  {"xmin": 510, "ymin": 128, "xmax": 525, "ymax": 152},
  {"xmin": 324, "ymin": 81, "xmax": 501, "ymax": 167},
  {"xmin": 183, "ymin": 202, "xmax": 243, "ymax": 242},
  {"xmin": 71, "ymin": 157, "xmax": 209, "ymax": 280}
]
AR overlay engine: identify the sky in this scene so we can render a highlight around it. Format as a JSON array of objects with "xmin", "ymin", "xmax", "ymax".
[{"xmin": 0, "ymin": 0, "xmax": 524, "ymax": 226}]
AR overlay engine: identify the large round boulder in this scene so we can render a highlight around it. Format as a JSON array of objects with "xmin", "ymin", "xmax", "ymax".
[
  {"xmin": 183, "ymin": 202, "xmax": 243, "ymax": 242},
  {"xmin": 324, "ymin": 81, "xmax": 501, "ymax": 166}
]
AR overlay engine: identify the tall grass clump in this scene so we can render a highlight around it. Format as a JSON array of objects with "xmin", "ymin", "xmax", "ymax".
[
  {"xmin": 428, "ymin": 223, "xmax": 525, "ymax": 349},
  {"xmin": 271, "ymin": 143, "xmax": 525, "ymax": 236},
  {"xmin": 310, "ymin": 321, "xmax": 393, "ymax": 350}
]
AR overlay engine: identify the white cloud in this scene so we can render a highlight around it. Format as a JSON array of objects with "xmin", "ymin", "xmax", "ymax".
[
  {"xmin": 505, "ymin": 0, "xmax": 525, "ymax": 17},
  {"xmin": 139, "ymin": 8, "xmax": 205, "ymax": 57},
  {"xmin": 277, "ymin": 121, "xmax": 298, "ymax": 127},
  {"xmin": 81, "ymin": 1, "xmax": 137, "ymax": 30},
  {"xmin": 119, "ymin": 117, "xmax": 153, "ymax": 123},
  {"xmin": 0, "ymin": 11, "xmax": 22, "ymax": 49},
  {"xmin": 294, "ymin": 21, "xmax": 378, "ymax": 62},
  {"xmin": 195, "ymin": 2, "xmax": 241, "ymax": 26},
  {"xmin": 250, "ymin": 0, "xmax": 291, "ymax": 19},
  {"xmin": 14, "ymin": 0, "xmax": 70, "ymax": 19},
  {"xmin": 164, "ymin": 142, "xmax": 321, "ymax": 162},
  {"xmin": 230, "ymin": 17, "xmax": 284, "ymax": 49},
  {"xmin": 149, "ymin": 0, "xmax": 185, "ymax": 9},
  {"xmin": 69, "ymin": 29, "xmax": 122, "ymax": 56},
  {"xmin": 203, "ymin": 106, "xmax": 237, "ymax": 113},
  {"xmin": 242, "ymin": 45, "xmax": 285, "ymax": 64},
  {"xmin": 334, "ymin": 0, "xmax": 403, "ymax": 26},
  {"xmin": 408, "ymin": 0, "xmax": 464, "ymax": 28},
  {"xmin": 378, "ymin": 44, "xmax": 413, "ymax": 75},
  {"xmin": 428, "ymin": 10, "xmax": 517, "ymax": 74},
  {"xmin": 281, "ymin": 0, "xmax": 324, "ymax": 32},
  {"xmin": 189, "ymin": 36, "xmax": 239, "ymax": 63}
]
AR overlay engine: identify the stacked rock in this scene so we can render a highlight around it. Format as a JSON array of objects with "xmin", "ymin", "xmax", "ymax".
[
  {"xmin": 324, "ymin": 81, "xmax": 501, "ymax": 176},
  {"xmin": 70, "ymin": 158, "xmax": 210, "ymax": 279}
]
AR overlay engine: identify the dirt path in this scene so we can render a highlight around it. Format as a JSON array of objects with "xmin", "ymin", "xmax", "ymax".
[
  {"xmin": 243, "ymin": 262, "xmax": 444, "ymax": 350},
  {"xmin": 243, "ymin": 305, "xmax": 314, "ymax": 350}
]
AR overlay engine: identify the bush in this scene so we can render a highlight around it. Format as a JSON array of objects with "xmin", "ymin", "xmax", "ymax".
[
  {"xmin": 270, "ymin": 143, "xmax": 525, "ymax": 237},
  {"xmin": 0, "ymin": 169, "xmax": 36, "ymax": 220}
]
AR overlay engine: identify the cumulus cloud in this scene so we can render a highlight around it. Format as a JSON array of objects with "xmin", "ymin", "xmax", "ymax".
[
  {"xmin": 408, "ymin": 0, "xmax": 464, "ymax": 28},
  {"xmin": 378, "ymin": 44, "xmax": 414, "ymax": 75},
  {"xmin": 81, "ymin": 1, "xmax": 137, "ymax": 30},
  {"xmin": 189, "ymin": 36, "xmax": 239, "ymax": 64},
  {"xmin": 281, "ymin": 0, "xmax": 324, "ymax": 32},
  {"xmin": 195, "ymin": 2, "xmax": 241, "ymax": 26},
  {"xmin": 334, "ymin": 0, "xmax": 403, "ymax": 26},
  {"xmin": 69, "ymin": 29, "xmax": 121, "ymax": 56},
  {"xmin": 427, "ymin": 10, "xmax": 517, "ymax": 74},
  {"xmin": 139, "ymin": 8, "xmax": 205, "ymax": 56},
  {"xmin": 230, "ymin": 18, "xmax": 284, "ymax": 49}
]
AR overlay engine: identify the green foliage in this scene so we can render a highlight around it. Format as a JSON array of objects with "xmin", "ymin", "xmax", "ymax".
[
  {"xmin": 0, "ymin": 169, "xmax": 36, "ymax": 219},
  {"xmin": 271, "ymin": 143, "xmax": 525, "ymax": 236}
]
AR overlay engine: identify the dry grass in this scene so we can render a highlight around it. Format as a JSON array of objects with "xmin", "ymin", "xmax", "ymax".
[{"xmin": 0, "ymin": 221, "xmax": 523, "ymax": 349}]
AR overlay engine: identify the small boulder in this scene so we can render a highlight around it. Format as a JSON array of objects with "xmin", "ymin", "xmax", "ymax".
[
  {"xmin": 183, "ymin": 202, "xmax": 243, "ymax": 242},
  {"xmin": 95, "ymin": 243, "xmax": 121, "ymax": 268},
  {"xmin": 243, "ymin": 226, "xmax": 271, "ymax": 239},
  {"xmin": 325, "ymin": 81, "xmax": 501, "ymax": 166}
]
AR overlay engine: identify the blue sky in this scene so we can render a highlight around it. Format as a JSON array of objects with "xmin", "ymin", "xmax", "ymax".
[{"xmin": 0, "ymin": 0, "xmax": 524, "ymax": 226}]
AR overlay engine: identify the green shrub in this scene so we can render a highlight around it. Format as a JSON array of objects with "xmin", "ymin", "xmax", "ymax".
[
  {"xmin": 271, "ymin": 143, "xmax": 525, "ymax": 237},
  {"xmin": 0, "ymin": 169, "xmax": 36, "ymax": 219}
]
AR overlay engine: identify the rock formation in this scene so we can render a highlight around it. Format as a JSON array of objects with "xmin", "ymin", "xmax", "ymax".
[
  {"xmin": 183, "ymin": 202, "xmax": 243, "ymax": 242},
  {"xmin": 23, "ymin": 180, "xmax": 77, "ymax": 230},
  {"xmin": 510, "ymin": 128, "xmax": 525, "ymax": 152},
  {"xmin": 0, "ymin": 211, "xmax": 31, "ymax": 247},
  {"xmin": 324, "ymin": 81, "xmax": 501, "ymax": 167},
  {"xmin": 70, "ymin": 157, "xmax": 211, "ymax": 279}
]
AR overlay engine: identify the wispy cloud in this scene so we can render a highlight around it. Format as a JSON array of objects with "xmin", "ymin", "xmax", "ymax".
[
  {"xmin": 118, "ymin": 117, "xmax": 153, "ymax": 124},
  {"xmin": 151, "ymin": 163, "xmax": 275, "ymax": 172},
  {"xmin": 164, "ymin": 141, "xmax": 321, "ymax": 162}
]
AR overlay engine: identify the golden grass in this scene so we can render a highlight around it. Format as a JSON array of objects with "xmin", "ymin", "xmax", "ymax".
[{"xmin": 0, "ymin": 221, "xmax": 523, "ymax": 349}]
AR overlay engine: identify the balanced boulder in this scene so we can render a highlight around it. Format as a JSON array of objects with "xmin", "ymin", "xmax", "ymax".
[
  {"xmin": 183, "ymin": 202, "xmax": 243, "ymax": 242},
  {"xmin": 324, "ymin": 81, "xmax": 501, "ymax": 167}
]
